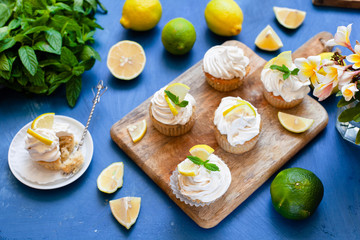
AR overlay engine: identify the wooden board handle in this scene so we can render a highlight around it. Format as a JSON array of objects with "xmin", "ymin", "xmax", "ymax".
[{"xmin": 313, "ymin": 0, "xmax": 360, "ymax": 9}]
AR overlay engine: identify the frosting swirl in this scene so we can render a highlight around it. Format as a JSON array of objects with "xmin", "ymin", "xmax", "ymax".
[
  {"xmin": 203, "ymin": 45, "xmax": 249, "ymax": 79},
  {"xmin": 261, "ymin": 64, "xmax": 310, "ymax": 102},
  {"xmin": 214, "ymin": 96, "xmax": 261, "ymax": 146},
  {"xmin": 177, "ymin": 154, "xmax": 231, "ymax": 203},
  {"xmin": 150, "ymin": 86, "xmax": 196, "ymax": 125},
  {"xmin": 25, "ymin": 128, "xmax": 60, "ymax": 162}
]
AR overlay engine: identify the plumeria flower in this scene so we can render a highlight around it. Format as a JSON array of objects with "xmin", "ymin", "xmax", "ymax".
[
  {"xmin": 341, "ymin": 82, "xmax": 359, "ymax": 101},
  {"xmin": 338, "ymin": 70, "xmax": 359, "ymax": 89},
  {"xmin": 326, "ymin": 24, "xmax": 352, "ymax": 49},
  {"xmin": 346, "ymin": 44, "xmax": 360, "ymax": 69},
  {"xmin": 313, "ymin": 73, "xmax": 335, "ymax": 101},
  {"xmin": 294, "ymin": 55, "xmax": 321, "ymax": 85},
  {"xmin": 323, "ymin": 64, "xmax": 345, "ymax": 84}
]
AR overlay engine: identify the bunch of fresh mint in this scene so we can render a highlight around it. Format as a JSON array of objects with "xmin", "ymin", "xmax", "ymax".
[{"xmin": 0, "ymin": 0, "xmax": 106, "ymax": 107}]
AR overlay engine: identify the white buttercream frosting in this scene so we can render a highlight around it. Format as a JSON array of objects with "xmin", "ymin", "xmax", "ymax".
[
  {"xmin": 25, "ymin": 128, "xmax": 60, "ymax": 162},
  {"xmin": 177, "ymin": 154, "xmax": 231, "ymax": 203},
  {"xmin": 214, "ymin": 97, "xmax": 261, "ymax": 146},
  {"xmin": 261, "ymin": 64, "xmax": 310, "ymax": 102},
  {"xmin": 150, "ymin": 86, "xmax": 196, "ymax": 125},
  {"xmin": 203, "ymin": 45, "xmax": 249, "ymax": 79},
  {"xmin": 53, "ymin": 122, "xmax": 73, "ymax": 137}
]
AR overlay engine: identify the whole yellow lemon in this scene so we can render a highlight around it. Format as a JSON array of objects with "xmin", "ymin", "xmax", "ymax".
[
  {"xmin": 205, "ymin": 0, "xmax": 243, "ymax": 36},
  {"xmin": 120, "ymin": 0, "xmax": 162, "ymax": 31}
]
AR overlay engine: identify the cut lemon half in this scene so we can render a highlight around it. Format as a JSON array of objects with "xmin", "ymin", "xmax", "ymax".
[
  {"xmin": 97, "ymin": 162, "xmax": 124, "ymax": 194},
  {"xmin": 177, "ymin": 159, "xmax": 199, "ymax": 177},
  {"xmin": 223, "ymin": 100, "xmax": 256, "ymax": 122},
  {"xmin": 110, "ymin": 197, "xmax": 141, "ymax": 230},
  {"xmin": 273, "ymin": 7, "xmax": 306, "ymax": 30},
  {"xmin": 255, "ymin": 25, "xmax": 283, "ymax": 51},
  {"xmin": 264, "ymin": 51, "xmax": 292, "ymax": 69},
  {"xmin": 31, "ymin": 113, "xmax": 55, "ymax": 129},
  {"xmin": 27, "ymin": 128, "xmax": 53, "ymax": 145},
  {"xmin": 107, "ymin": 40, "xmax": 146, "ymax": 80},
  {"xmin": 127, "ymin": 119, "xmax": 147, "ymax": 143},
  {"xmin": 189, "ymin": 144, "xmax": 214, "ymax": 161},
  {"xmin": 278, "ymin": 112, "xmax": 314, "ymax": 133}
]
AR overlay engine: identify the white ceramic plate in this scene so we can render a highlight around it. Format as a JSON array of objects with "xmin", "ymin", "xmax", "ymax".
[{"xmin": 8, "ymin": 115, "xmax": 93, "ymax": 190}]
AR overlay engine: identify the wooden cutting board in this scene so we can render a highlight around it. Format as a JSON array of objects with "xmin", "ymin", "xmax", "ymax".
[
  {"xmin": 111, "ymin": 32, "xmax": 332, "ymax": 228},
  {"xmin": 313, "ymin": 0, "xmax": 360, "ymax": 8}
]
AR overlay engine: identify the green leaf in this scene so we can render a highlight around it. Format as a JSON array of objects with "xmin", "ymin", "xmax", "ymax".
[
  {"xmin": 45, "ymin": 29, "xmax": 62, "ymax": 52},
  {"xmin": 18, "ymin": 46, "xmax": 38, "ymax": 76},
  {"xmin": 356, "ymin": 131, "xmax": 360, "ymax": 145},
  {"xmin": 60, "ymin": 47, "xmax": 78, "ymax": 67},
  {"xmin": 0, "ymin": 3, "xmax": 12, "ymax": 27},
  {"xmin": 50, "ymin": 71, "xmax": 73, "ymax": 84},
  {"xmin": 187, "ymin": 156, "xmax": 204, "ymax": 166},
  {"xmin": 337, "ymin": 97, "xmax": 355, "ymax": 108},
  {"xmin": 85, "ymin": 0, "xmax": 97, "ymax": 11},
  {"xmin": 270, "ymin": 64, "xmax": 289, "ymax": 74},
  {"xmin": 283, "ymin": 72, "xmax": 291, "ymax": 80},
  {"xmin": 204, "ymin": 163, "xmax": 220, "ymax": 172},
  {"xmin": 66, "ymin": 75, "xmax": 82, "ymax": 107},
  {"xmin": 178, "ymin": 100, "xmax": 189, "ymax": 107},
  {"xmin": 26, "ymin": 67, "xmax": 45, "ymax": 86},
  {"xmin": 0, "ymin": 70, "xmax": 11, "ymax": 80},
  {"xmin": 23, "ymin": 26, "xmax": 50, "ymax": 35},
  {"xmin": 0, "ymin": 53, "xmax": 10, "ymax": 71},
  {"xmin": 72, "ymin": 65, "xmax": 85, "ymax": 76},
  {"xmin": 291, "ymin": 68, "xmax": 299, "ymax": 75},
  {"xmin": 164, "ymin": 90, "xmax": 179, "ymax": 104},
  {"xmin": 0, "ymin": 38, "xmax": 16, "ymax": 53},
  {"xmin": 74, "ymin": 0, "xmax": 85, "ymax": 13},
  {"xmin": 8, "ymin": 18, "xmax": 21, "ymax": 30},
  {"xmin": 79, "ymin": 45, "xmax": 100, "ymax": 61},
  {"xmin": 79, "ymin": 58, "xmax": 95, "ymax": 70},
  {"xmin": 33, "ymin": 41, "xmax": 61, "ymax": 55},
  {"xmin": 338, "ymin": 107, "xmax": 360, "ymax": 122},
  {"xmin": 0, "ymin": 27, "xmax": 8, "ymax": 40},
  {"xmin": 353, "ymin": 113, "xmax": 360, "ymax": 122}
]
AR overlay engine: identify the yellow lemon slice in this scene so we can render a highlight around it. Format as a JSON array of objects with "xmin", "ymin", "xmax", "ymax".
[
  {"xmin": 264, "ymin": 51, "xmax": 292, "ymax": 69},
  {"xmin": 97, "ymin": 162, "xmax": 124, "ymax": 194},
  {"xmin": 223, "ymin": 100, "xmax": 256, "ymax": 122},
  {"xmin": 107, "ymin": 40, "xmax": 146, "ymax": 80},
  {"xmin": 127, "ymin": 119, "xmax": 147, "ymax": 143},
  {"xmin": 255, "ymin": 25, "xmax": 283, "ymax": 51},
  {"xmin": 278, "ymin": 112, "xmax": 314, "ymax": 133},
  {"xmin": 177, "ymin": 159, "xmax": 199, "ymax": 177},
  {"xmin": 31, "ymin": 112, "xmax": 55, "ymax": 129},
  {"xmin": 164, "ymin": 83, "xmax": 190, "ymax": 116},
  {"xmin": 165, "ymin": 95, "xmax": 179, "ymax": 116},
  {"xmin": 189, "ymin": 144, "xmax": 215, "ymax": 161},
  {"xmin": 273, "ymin": 7, "xmax": 306, "ymax": 30},
  {"xmin": 27, "ymin": 128, "xmax": 53, "ymax": 145},
  {"xmin": 110, "ymin": 197, "xmax": 141, "ymax": 230}
]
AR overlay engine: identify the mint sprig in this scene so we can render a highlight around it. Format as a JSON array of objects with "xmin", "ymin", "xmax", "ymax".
[
  {"xmin": 164, "ymin": 90, "xmax": 189, "ymax": 107},
  {"xmin": 270, "ymin": 64, "xmax": 299, "ymax": 80},
  {"xmin": 186, "ymin": 156, "xmax": 220, "ymax": 172}
]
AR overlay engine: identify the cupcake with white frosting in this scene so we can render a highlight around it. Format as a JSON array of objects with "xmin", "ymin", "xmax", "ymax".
[
  {"xmin": 203, "ymin": 45, "xmax": 250, "ymax": 92},
  {"xmin": 261, "ymin": 51, "xmax": 310, "ymax": 109},
  {"xmin": 150, "ymin": 83, "xmax": 196, "ymax": 136},
  {"xmin": 170, "ymin": 145, "xmax": 232, "ymax": 206},
  {"xmin": 214, "ymin": 96, "xmax": 261, "ymax": 154}
]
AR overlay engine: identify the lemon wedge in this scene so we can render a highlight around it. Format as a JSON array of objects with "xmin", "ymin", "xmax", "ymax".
[
  {"xmin": 177, "ymin": 159, "xmax": 199, "ymax": 177},
  {"xmin": 164, "ymin": 83, "xmax": 190, "ymax": 116},
  {"xmin": 255, "ymin": 25, "xmax": 283, "ymax": 51},
  {"xmin": 223, "ymin": 100, "xmax": 256, "ymax": 122},
  {"xmin": 278, "ymin": 112, "xmax": 314, "ymax": 133},
  {"xmin": 189, "ymin": 144, "xmax": 215, "ymax": 161},
  {"xmin": 110, "ymin": 197, "xmax": 141, "ymax": 230},
  {"xmin": 27, "ymin": 128, "xmax": 53, "ymax": 145},
  {"xmin": 165, "ymin": 95, "xmax": 179, "ymax": 116},
  {"xmin": 97, "ymin": 162, "xmax": 124, "ymax": 194},
  {"xmin": 127, "ymin": 119, "xmax": 147, "ymax": 143},
  {"xmin": 31, "ymin": 113, "xmax": 55, "ymax": 129},
  {"xmin": 273, "ymin": 7, "xmax": 306, "ymax": 30},
  {"xmin": 264, "ymin": 51, "xmax": 293, "ymax": 69}
]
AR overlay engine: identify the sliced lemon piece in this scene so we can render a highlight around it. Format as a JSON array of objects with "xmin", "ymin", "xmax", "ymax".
[
  {"xmin": 177, "ymin": 159, "xmax": 199, "ymax": 177},
  {"xmin": 165, "ymin": 83, "xmax": 190, "ymax": 102},
  {"xmin": 255, "ymin": 25, "xmax": 283, "ymax": 51},
  {"xmin": 97, "ymin": 162, "xmax": 124, "ymax": 194},
  {"xmin": 165, "ymin": 95, "xmax": 179, "ymax": 116},
  {"xmin": 264, "ymin": 51, "xmax": 293, "ymax": 69},
  {"xmin": 127, "ymin": 119, "xmax": 147, "ymax": 143},
  {"xmin": 278, "ymin": 112, "xmax": 314, "ymax": 133},
  {"xmin": 107, "ymin": 40, "xmax": 146, "ymax": 80},
  {"xmin": 223, "ymin": 100, "xmax": 256, "ymax": 122},
  {"xmin": 189, "ymin": 144, "xmax": 215, "ymax": 161},
  {"xmin": 110, "ymin": 197, "xmax": 141, "ymax": 230},
  {"xmin": 31, "ymin": 112, "xmax": 55, "ymax": 129},
  {"xmin": 27, "ymin": 128, "xmax": 53, "ymax": 145},
  {"xmin": 273, "ymin": 7, "xmax": 306, "ymax": 30}
]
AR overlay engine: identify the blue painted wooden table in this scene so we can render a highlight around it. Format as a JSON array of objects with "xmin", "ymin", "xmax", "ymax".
[{"xmin": 1, "ymin": 0, "xmax": 359, "ymax": 239}]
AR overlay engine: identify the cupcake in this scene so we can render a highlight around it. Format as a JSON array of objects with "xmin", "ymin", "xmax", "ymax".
[
  {"xmin": 150, "ymin": 83, "xmax": 196, "ymax": 136},
  {"xmin": 203, "ymin": 45, "xmax": 250, "ymax": 92},
  {"xmin": 170, "ymin": 145, "xmax": 232, "ymax": 206},
  {"xmin": 214, "ymin": 97, "xmax": 261, "ymax": 154},
  {"xmin": 261, "ymin": 51, "xmax": 310, "ymax": 109}
]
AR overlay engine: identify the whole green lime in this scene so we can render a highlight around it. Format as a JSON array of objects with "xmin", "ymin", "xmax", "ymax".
[
  {"xmin": 270, "ymin": 167, "xmax": 324, "ymax": 220},
  {"xmin": 161, "ymin": 18, "xmax": 196, "ymax": 55}
]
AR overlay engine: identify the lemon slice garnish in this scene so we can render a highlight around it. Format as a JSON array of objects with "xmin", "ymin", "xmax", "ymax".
[
  {"xmin": 177, "ymin": 159, "xmax": 199, "ymax": 177},
  {"xmin": 165, "ymin": 95, "xmax": 179, "ymax": 116},
  {"xmin": 127, "ymin": 119, "xmax": 147, "ymax": 143},
  {"xmin": 164, "ymin": 83, "xmax": 190, "ymax": 116},
  {"xmin": 264, "ymin": 51, "xmax": 293, "ymax": 69},
  {"xmin": 110, "ymin": 197, "xmax": 141, "ymax": 230},
  {"xmin": 278, "ymin": 112, "xmax": 314, "ymax": 133},
  {"xmin": 97, "ymin": 162, "xmax": 124, "ymax": 194},
  {"xmin": 273, "ymin": 7, "xmax": 306, "ymax": 30},
  {"xmin": 189, "ymin": 144, "xmax": 215, "ymax": 161},
  {"xmin": 27, "ymin": 128, "xmax": 53, "ymax": 145},
  {"xmin": 223, "ymin": 100, "xmax": 256, "ymax": 122},
  {"xmin": 255, "ymin": 25, "xmax": 283, "ymax": 51},
  {"xmin": 31, "ymin": 112, "xmax": 55, "ymax": 129}
]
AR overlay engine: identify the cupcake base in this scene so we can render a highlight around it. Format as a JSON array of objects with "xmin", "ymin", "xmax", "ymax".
[
  {"xmin": 204, "ymin": 66, "xmax": 250, "ymax": 92},
  {"xmin": 214, "ymin": 126, "xmax": 261, "ymax": 154},
  {"xmin": 263, "ymin": 90, "xmax": 303, "ymax": 109},
  {"xmin": 149, "ymin": 104, "xmax": 196, "ymax": 136}
]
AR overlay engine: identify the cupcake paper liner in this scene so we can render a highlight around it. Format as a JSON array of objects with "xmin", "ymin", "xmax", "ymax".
[{"xmin": 263, "ymin": 90, "xmax": 303, "ymax": 109}]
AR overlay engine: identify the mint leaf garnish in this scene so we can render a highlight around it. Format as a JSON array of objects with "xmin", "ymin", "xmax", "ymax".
[
  {"xmin": 186, "ymin": 156, "xmax": 220, "ymax": 172},
  {"xmin": 164, "ymin": 90, "xmax": 189, "ymax": 108},
  {"xmin": 270, "ymin": 64, "xmax": 299, "ymax": 80}
]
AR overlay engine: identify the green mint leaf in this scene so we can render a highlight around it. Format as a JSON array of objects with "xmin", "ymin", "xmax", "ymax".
[
  {"xmin": 338, "ymin": 106, "xmax": 360, "ymax": 122},
  {"xmin": 356, "ymin": 130, "xmax": 360, "ymax": 145},
  {"xmin": 0, "ymin": 3, "xmax": 12, "ymax": 28},
  {"xmin": 291, "ymin": 68, "xmax": 299, "ymax": 75},
  {"xmin": 336, "ymin": 91, "xmax": 343, "ymax": 97},
  {"xmin": 74, "ymin": 0, "xmax": 85, "ymax": 13},
  {"xmin": 25, "ymin": 67, "xmax": 45, "ymax": 86},
  {"xmin": 283, "ymin": 72, "xmax": 291, "ymax": 80},
  {"xmin": 79, "ymin": 58, "xmax": 96, "ymax": 70},
  {"xmin": 33, "ymin": 41, "xmax": 61, "ymax": 55},
  {"xmin": 0, "ymin": 38, "xmax": 16, "ymax": 53},
  {"xmin": 337, "ymin": 97, "xmax": 355, "ymax": 108},
  {"xmin": 187, "ymin": 156, "xmax": 204, "ymax": 166},
  {"xmin": 18, "ymin": 46, "xmax": 38, "ymax": 76},
  {"xmin": 204, "ymin": 163, "xmax": 220, "ymax": 172},
  {"xmin": 66, "ymin": 75, "xmax": 81, "ymax": 107},
  {"xmin": 0, "ymin": 53, "xmax": 10, "ymax": 71},
  {"xmin": 354, "ymin": 113, "xmax": 360, "ymax": 123},
  {"xmin": 79, "ymin": 45, "xmax": 100, "ymax": 61},
  {"xmin": 164, "ymin": 90, "xmax": 179, "ymax": 104},
  {"xmin": 72, "ymin": 65, "xmax": 85, "ymax": 76},
  {"xmin": 60, "ymin": 47, "xmax": 78, "ymax": 67},
  {"xmin": 178, "ymin": 100, "xmax": 189, "ymax": 107},
  {"xmin": 270, "ymin": 64, "xmax": 289, "ymax": 74},
  {"xmin": 45, "ymin": 29, "xmax": 62, "ymax": 52}
]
